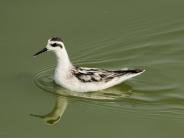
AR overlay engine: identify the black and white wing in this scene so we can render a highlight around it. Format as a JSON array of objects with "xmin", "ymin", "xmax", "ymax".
[{"xmin": 72, "ymin": 66, "xmax": 143, "ymax": 83}]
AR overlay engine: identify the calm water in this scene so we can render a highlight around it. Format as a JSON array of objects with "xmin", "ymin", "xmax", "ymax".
[{"xmin": 1, "ymin": 1, "xmax": 184, "ymax": 138}]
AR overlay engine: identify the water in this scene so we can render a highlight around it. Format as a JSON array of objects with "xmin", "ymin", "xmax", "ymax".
[{"xmin": 1, "ymin": 0, "xmax": 184, "ymax": 138}]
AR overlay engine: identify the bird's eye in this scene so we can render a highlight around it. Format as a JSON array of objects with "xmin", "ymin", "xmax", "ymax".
[
  {"xmin": 51, "ymin": 43, "xmax": 58, "ymax": 47},
  {"xmin": 50, "ymin": 43, "xmax": 63, "ymax": 48}
]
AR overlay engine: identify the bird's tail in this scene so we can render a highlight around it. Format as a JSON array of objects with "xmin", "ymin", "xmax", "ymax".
[
  {"xmin": 118, "ymin": 68, "xmax": 145, "ymax": 80},
  {"xmin": 121, "ymin": 68, "xmax": 145, "ymax": 74}
]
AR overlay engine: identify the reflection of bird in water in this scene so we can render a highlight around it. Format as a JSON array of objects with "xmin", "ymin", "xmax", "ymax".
[
  {"xmin": 30, "ymin": 96, "xmax": 67, "ymax": 125},
  {"xmin": 34, "ymin": 37, "xmax": 145, "ymax": 92},
  {"xmin": 30, "ymin": 83, "xmax": 134, "ymax": 125}
]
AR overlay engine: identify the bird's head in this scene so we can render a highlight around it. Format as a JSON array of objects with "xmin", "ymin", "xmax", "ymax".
[{"xmin": 33, "ymin": 37, "xmax": 65, "ymax": 57}]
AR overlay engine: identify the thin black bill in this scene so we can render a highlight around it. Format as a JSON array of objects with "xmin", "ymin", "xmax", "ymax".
[{"xmin": 33, "ymin": 48, "xmax": 48, "ymax": 57}]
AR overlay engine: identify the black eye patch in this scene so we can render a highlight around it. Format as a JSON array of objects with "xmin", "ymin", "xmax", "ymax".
[{"xmin": 51, "ymin": 43, "xmax": 63, "ymax": 48}]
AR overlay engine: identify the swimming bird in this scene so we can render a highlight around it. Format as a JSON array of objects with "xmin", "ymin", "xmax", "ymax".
[{"xmin": 34, "ymin": 37, "xmax": 145, "ymax": 92}]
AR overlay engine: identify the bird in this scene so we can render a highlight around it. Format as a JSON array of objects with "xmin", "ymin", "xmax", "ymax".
[{"xmin": 33, "ymin": 37, "xmax": 145, "ymax": 92}]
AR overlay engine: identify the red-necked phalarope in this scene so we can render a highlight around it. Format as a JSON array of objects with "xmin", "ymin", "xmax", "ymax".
[{"xmin": 34, "ymin": 37, "xmax": 145, "ymax": 92}]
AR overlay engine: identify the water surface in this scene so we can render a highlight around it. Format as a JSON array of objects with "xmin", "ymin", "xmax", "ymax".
[{"xmin": 1, "ymin": 0, "xmax": 184, "ymax": 138}]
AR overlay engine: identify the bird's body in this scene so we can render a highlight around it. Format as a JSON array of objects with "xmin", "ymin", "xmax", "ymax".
[
  {"xmin": 34, "ymin": 37, "xmax": 145, "ymax": 92},
  {"xmin": 54, "ymin": 65, "xmax": 144, "ymax": 92}
]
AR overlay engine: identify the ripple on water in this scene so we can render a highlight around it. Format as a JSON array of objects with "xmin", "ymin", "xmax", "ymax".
[{"xmin": 34, "ymin": 66, "xmax": 184, "ymax": 119}]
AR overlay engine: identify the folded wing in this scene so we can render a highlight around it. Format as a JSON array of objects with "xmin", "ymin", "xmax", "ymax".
[{"xmin": 72, "ymin": 66, "xmax": 143, "ymax": 83}]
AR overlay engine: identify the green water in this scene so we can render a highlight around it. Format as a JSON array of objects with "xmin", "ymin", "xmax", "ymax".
[{"xmin": 1, "ymin": 0, "xmax": 184, "ymax": 138}]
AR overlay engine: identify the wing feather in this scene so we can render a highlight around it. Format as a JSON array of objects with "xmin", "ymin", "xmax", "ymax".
[{"xmin": 72, "ymin": 66, "xmax": 143, "ymax": 83}]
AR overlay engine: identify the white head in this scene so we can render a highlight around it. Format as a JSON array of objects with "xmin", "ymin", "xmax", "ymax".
[
  {"xmin": 33, "ymin": 37, "xmax": 66, "ymax": 57},
  {"xmin": 34, "ymin": 37, "xmax": 72, "ymax": 69}
]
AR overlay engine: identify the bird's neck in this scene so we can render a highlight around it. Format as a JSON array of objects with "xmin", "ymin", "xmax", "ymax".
[{"xmin": 55, "ymin": 49, "xmax": 73, "ymax": 72}]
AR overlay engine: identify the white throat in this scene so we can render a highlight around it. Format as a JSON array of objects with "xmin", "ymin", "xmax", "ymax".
[
  {"xmin": 54, "ymin": 47, "xmax": 73, "ymax": 72},
  {"xmin": 53, "ymin": 45, "xmax": 74, "ymax": 87}
]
